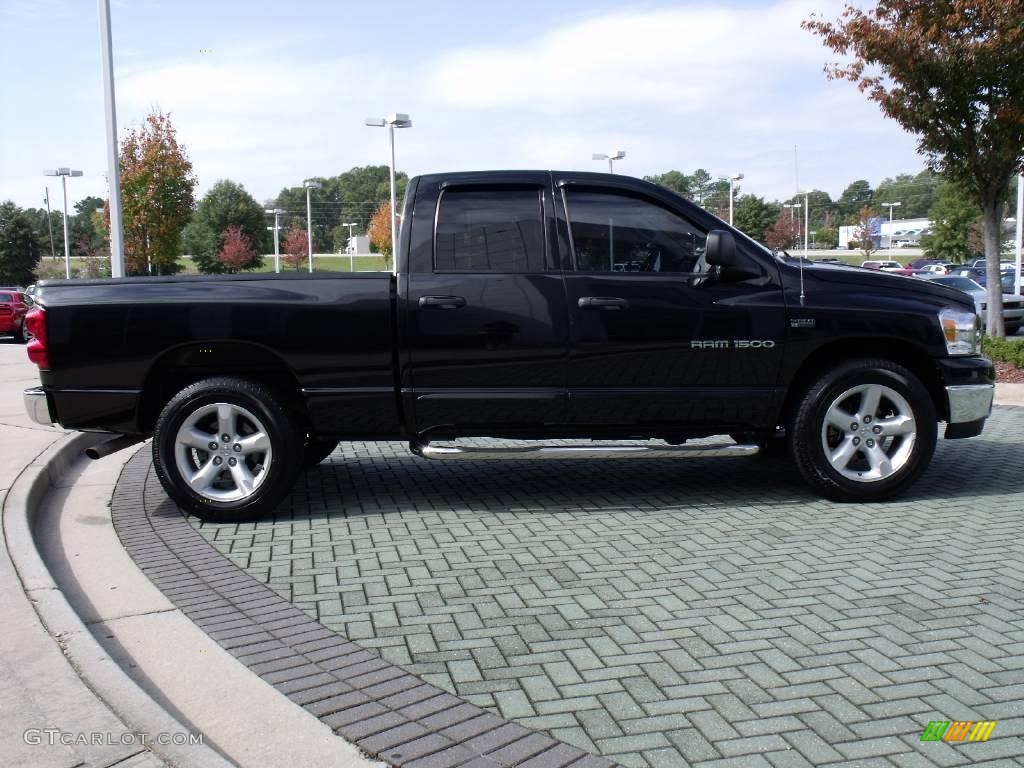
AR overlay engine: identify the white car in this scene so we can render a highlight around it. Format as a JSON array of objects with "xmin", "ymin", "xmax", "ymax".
[{"xmin": 861, "ymin": 260, "xmax": 903, "ymax": 272}]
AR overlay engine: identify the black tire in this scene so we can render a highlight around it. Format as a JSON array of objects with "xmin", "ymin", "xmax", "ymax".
[
  {"xmin": 789, "ymin": 358, "xmax": 936, "ymax": 502},
  {"xmin": 13, "ymin": 321, "xmax": 26, "ymax": 344},
  {"xmin": 153, "ymin": 377, "xmax": 303, "ymax": 522},
  {"xmin": 302, "ymin": 438, "xmax": 339, "ymax": 468}
]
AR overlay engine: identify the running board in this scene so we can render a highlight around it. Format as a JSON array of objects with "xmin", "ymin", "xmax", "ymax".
[{"xmin": 409, "ymin": 441, "xmax": 760, "ymax": 461}]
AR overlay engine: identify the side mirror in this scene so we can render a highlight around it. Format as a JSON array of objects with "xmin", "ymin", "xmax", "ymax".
[{"xmin": 705, "ymin": 230, "xmax": 737, "ymax": 268}]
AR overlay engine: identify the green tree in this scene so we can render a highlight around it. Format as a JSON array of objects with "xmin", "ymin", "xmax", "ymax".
[
  {"xmin": 920, "ymin": 182, "xmax": 982, "ymax": 263},
  {"xmin": 837, "ymin": 180, "xmax": 873, "ymax": 221},
  {"xmin": 117, "ymin": 111, "xmax": 196, "ymax": 275},
  {"xmin": 0, "ymin": 202, "xmax": 42, "ymax": 286},
  {"xmin": 733, "ymin": 195, "xmax": 781, "ymax": 245},
  {"xmin": 183, "ymin": 179, "xmax": 267, "ymax": 274},
  {"xmin": 805, "ymin": 1, "xmax": 1024, "ymax": 336},
  {"xmin": 644, "ymin": 171, "xmax": 693, "ymax": 198},
  {"xmin": 272, "ymin": 166, "xmax": 408, "ymax": 253},
  {"xmin": 71, "ymin": 195, "xmax": 107, "ymax": 258},
  {"xmin": 873, "ymin": 170, "xmax": 942, "ymax": 219}
]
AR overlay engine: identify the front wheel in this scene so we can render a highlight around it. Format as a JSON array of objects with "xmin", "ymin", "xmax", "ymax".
[
  {"xmin": 153, "ymin": 377, "xmax": 303, "ymax": 521},
  {"xmin": 790, "ymin": 359, "xmax": 936, "ymax": 502}
]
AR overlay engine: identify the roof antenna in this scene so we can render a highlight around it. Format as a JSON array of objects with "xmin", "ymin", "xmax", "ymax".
[{"xmin": 799, "ymin": 253, "xmax": 806, "ymax": 306}]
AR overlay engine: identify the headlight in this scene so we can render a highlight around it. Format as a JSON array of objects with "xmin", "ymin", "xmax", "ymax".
[{"xmin": 938, "ymin": 307, "xmax": 980, "ymax": 356}]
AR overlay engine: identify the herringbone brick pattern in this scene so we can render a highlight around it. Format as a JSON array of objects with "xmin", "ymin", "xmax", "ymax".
[{"xmin": 192, "ymin": 409, "xmax": 1024, "ymax": 767}]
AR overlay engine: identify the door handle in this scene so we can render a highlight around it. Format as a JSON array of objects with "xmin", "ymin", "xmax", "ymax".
[
  {"xmin": 578, "ymin": 296, "xmax": 629, "ymax": 310},
  {"xmin": 419, "ymin": 295, "xmax": 466, "ymax": 310}
]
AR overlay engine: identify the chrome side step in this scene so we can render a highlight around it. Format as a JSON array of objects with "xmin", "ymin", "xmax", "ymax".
[{"xmin": 409, "ymin": 441, "xmax": 760, "ymax": 461}]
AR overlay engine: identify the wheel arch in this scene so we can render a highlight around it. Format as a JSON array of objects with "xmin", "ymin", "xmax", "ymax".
[
  {"xmin": 136, "ymin": 341, "xmax": 307, "ymax": 434},
  {"xmin": 778, "ymin": 338, "xmax": 947, "ymax": 429}
]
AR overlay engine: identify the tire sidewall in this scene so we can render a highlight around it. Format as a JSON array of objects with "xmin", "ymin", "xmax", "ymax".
[
  {"xmin": 798, "ymin": 363, "xmax": 936, "ymax": 499},
  {"xmin": 154, "ymin": 381, "xmax": 300, "ymax": 518}
]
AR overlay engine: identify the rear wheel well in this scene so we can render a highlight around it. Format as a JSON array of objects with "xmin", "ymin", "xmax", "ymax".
[
  {"xmin": 136, "ymin": 343, "xmax": 307, "ymax": 434},
  {"xmin": 778, "ymin": 339, "xmax": 946, "ymax": 430}
]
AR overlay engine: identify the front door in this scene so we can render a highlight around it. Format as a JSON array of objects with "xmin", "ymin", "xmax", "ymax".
[
  {"xmin": 559, "ymin": 185, "xmax": 785, "ymax": 431},
  {"xmin": 404, "ymin": 178, "xmax": 569, "ymax": 434}
]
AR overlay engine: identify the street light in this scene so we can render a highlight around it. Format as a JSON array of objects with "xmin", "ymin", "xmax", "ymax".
[
  {"xmin": 728, "ymin": 173, "xmax": 744, "ymax": 226},
  {"xmin": 341, "ymin": 222, "xmax": 358, "ymax": 273},
  {"xmin": 1015, "ymin": 171, "xmax": 1022, "ymax": 296},
  {"xmin": 98, "ymin": 0, "xmax": 124, "ymax": 278},
  {"xmin": 592, "ymin": 151, "xmax": 626, "ymax": 174},
  {"xmin": 43, "ymin": 188, "xmax": 56, "ymax": 260},
  {"xmin": 265, "ymin": 208, "xmax": 285, "ymax": 273},
  {"xmin": 882, "ymin": 201, "xmax": 902, "ymax": 253},
  {"xmin": 365, "ymin": 113, "xmax": 412, "ymax": 273},
  {"xmin": 303, "ymin": 181, "xmax": 320, "ymax": 273},
  {"xmin": 44, "ymin": 168, "xmax": 83, "ymax": 278}
]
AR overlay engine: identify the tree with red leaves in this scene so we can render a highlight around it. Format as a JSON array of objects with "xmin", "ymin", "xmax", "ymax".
[
  {"xmin": 765, "ymin": 209, "xmax": 802, "ymax": 252},
  {"xmin": 281, "ymin": 226, "xmax": 308, "ymax": 271},
  {"xmin": 217, "ymin": 225, "xmax": 258, "ymax": 273},
  {"xmin": 367, "ymin": 201, "xmax": 392, "ymax": 269},
  {"xmin": 803, "ymin": 1, "xmax": 1024, "ymax": 336}
]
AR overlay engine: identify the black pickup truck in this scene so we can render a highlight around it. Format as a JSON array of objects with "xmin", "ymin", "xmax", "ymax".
[{"xmin": 24, "ymin": 171, "xmax": 994, "ymax": 520}]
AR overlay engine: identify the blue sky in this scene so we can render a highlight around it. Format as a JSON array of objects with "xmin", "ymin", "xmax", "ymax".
[{"xmin": 0, "ymin": 0, "xmax": 927, "ymax": 211}]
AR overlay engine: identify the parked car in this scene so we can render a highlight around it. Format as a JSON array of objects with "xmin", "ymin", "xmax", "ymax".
[
  {"xmin": 921, "ymin": 275, "xmax": 1023, "ymax": 334},
  {"xmin": 897, "ymin": 258, "xmax": 946, "ymax": 276},
  {"xmin": 0, "ymin": 290, "xmax": 31, "ymax": 342},
  {"xmin": 861, "ymin": 260, "xmax": 903, "ymax": 272},
  {"xmin": 23, "ymin": 170, "xmax": 995, "ymax": 519}
]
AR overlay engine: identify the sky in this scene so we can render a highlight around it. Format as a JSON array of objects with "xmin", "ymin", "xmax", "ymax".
[{"xmin": 0, "ymin": 0, "xmax": 928, "ymax": 213}]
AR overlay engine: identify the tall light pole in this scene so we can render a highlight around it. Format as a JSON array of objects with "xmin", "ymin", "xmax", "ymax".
[
  {"xmin": 728, "ymin": 173, "xmax": 744, "ymax": 226},
  {"xmin": 98, "ymin": 0, "xmax": 124, "ymax": 278},
  {"xmin": 44, "ymin": 168, "xmax": 82, "ymax": 279},
  {"xmin": 1014, "ymin": 171, "xmax": 1022, "ymax": 296},
  {"xmin": 366, "ymin": 113, "xmax": 412, "ymax": 274},
  {"xmin": 303, "ymin": 181, "xmax": 320, "ymax": 273},
  {"xmin": 43, "ymin": 188, "xmax": 56, "ymax": 260},
  {"xmin": 341, "ymin": 222, "xmax": 358, "ymax": 273},
  {"xmin": 882, "ymin": 201, "xmax": 902, "ymax": 254},
  {"xmin": 592, "ymin": 150, "xmax": 626, "ymax": 174},
  {"xmin": 265, "ymin": 208, "xmax": 284, "ymax": 273}
]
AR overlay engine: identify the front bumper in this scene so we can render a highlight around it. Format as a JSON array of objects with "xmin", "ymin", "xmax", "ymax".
[
  {"xmin": 24, "ymin": 387, "xmax": 53, "ymax": 426},
  {"xmin": 936, "ymin": 357, "xmax": 994, "ymax": 439}
]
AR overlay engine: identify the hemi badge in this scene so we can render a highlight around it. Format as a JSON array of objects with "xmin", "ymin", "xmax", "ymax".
[{"xmin": 790, "ymin": 318, "xmax": 815, "ymax": 328}]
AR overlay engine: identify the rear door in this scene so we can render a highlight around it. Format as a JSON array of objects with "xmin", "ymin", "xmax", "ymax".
[
  {"xmin": 402, "ymin": 174, "xmax": 569, "ymax": 434},
  {"xmin": 557, "ymin": 180, "xmax": 786, "ymax": 431}
]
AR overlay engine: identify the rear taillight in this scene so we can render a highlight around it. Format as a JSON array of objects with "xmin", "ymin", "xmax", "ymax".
[{"xmin": 25, "ymin": 307, "xmax": 48, "ymax": 369}]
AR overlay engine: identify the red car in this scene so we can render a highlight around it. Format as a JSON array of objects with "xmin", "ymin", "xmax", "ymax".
[{"xmin": 0, "ymin": 290, "xmax": 31, "ymax": 342}]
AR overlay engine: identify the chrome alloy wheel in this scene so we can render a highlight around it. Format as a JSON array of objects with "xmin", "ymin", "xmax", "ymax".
[
  {"xmin": 820, "ymin": 383, "xmax": 917, "ymax": 483},
  {"xmin": 174, "ymin": 402, "xmax": 272, "ymax": 502}
]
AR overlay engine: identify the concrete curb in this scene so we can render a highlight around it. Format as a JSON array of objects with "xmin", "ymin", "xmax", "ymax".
[{"xmin": 3, "ymin": 432, "xmax": 233, "ymax": 768}]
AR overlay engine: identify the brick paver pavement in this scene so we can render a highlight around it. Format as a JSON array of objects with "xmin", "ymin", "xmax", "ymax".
[{"xmin": 190, "ymin": 408, "xmax": 1024, "ymax": 768}]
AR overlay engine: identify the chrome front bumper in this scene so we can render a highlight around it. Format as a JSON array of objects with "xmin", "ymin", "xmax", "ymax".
[
  {"xmin": 946, "ymin": 384, "xmax": 994, "ymax": 424},
  {"xmin": 24, "ymin": 387, "xmax": 53, "ymax": 426}
]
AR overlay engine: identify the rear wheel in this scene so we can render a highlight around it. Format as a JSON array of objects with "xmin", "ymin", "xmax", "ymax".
[
  {"xmin": 790, "ymin": 359, "xmax": 936, "ymax": 502},
  {"xmin": 13, "ymin": 321, "xmax": 26, "ymax": 343},
  {"xmin": 153, "ymin": 377, "xmax": 302, "ymax": 521}
]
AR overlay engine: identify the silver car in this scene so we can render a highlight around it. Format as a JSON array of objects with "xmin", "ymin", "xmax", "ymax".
[{"xmin": 923, "ymin": 275, "xmax": 1023, "ymax": 334}]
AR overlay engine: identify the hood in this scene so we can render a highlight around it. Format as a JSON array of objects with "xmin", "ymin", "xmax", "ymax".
[{"xmin": 783, "ymin": 261, "xmax": 976, "ymax": 310}]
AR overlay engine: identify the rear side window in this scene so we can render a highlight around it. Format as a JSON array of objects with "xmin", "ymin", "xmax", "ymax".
[
  {"xmin": 0, "ymin": 294, "xmax": 12, "ymax": 303},
  {"xmin": 434, "ymin": 188, "xmax": 546, "ymax": 272}
]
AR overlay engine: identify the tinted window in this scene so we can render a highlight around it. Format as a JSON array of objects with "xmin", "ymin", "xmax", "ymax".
[
  {"xmin": 564, "ymin": 191, "xmax": 706, "ymax": 273},
  {"xmin": 435, "ymin": 188, "xmax": 545, "ymax": 272},
  {"xmin": 0, "ymin": 294, "xmax": 12, "ymax": 303}
]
